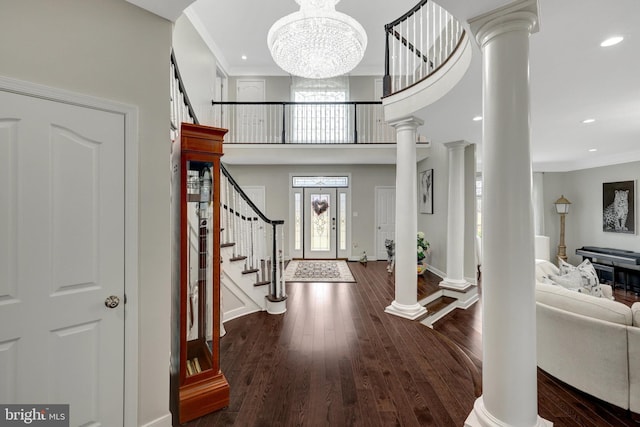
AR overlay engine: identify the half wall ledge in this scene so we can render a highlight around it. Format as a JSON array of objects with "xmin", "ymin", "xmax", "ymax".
[{"xmin": 382, "ymin": 32, "xmax": 473, "ymax": 123}]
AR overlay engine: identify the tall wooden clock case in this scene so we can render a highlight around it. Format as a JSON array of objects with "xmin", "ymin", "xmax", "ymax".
[{"xmin": 171, "ymin": 123, "xmax": 229, "ymax": 424}]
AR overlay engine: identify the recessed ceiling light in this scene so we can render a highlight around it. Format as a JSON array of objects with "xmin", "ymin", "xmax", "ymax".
[
  {"xmin": 582, "ymin": 118, "xmax": 595, "ymax": 124},
  {"xmin": 472, "ymin": 116, "xmax": 483, "ymax": 121},
  {"xmin": 588, "ymin": 148, "xmax": 598, "ymax": 152},
  {"xmin": 600, "ymin": 36, "xmax": 623, "ymax": 47},
  {"xmin": 241, "ymin": 55, "xmax": 248, "ymax": 60}
]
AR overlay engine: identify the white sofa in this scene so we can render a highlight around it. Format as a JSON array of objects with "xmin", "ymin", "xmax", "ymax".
[{"xmin": 535, "ymin": 259, "xmax": 640, "ymax": 414}]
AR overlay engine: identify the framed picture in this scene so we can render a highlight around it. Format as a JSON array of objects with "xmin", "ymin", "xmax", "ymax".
[
  {"xmin": 419, "ymin": 169, "xmax": 433, "ymax": 214},
  {"xmin": 602, "ymin": 180, "xmax": 635, "ymax": 234}
]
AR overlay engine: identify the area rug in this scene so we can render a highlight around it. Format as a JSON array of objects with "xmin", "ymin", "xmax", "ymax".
[{"xmin": 284, "ymin": 260, "xmax": 356, "ymax": 283}]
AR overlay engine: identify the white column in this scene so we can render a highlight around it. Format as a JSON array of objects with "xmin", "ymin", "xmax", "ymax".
[
  {"xmin": 440, "ymin": 141, "xmax": 470, "ymax": 290},
  {"xmin": 467, "ymin": 2, "xmax": 551, "ymax": 427},
  {"xmin": 385, "ymin": 116, "xmax": 427, "ymax": 320},
  {"xmin": 532, "ymin": 172, "xmax": 545, "ymax": 235}
]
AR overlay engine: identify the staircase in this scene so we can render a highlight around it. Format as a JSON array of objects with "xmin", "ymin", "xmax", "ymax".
[
  {"xmin": 218, "ymin": 168, "xmax": 286, "ymax": 318},
  {"xmin": 171, "ymin": 50, "xmax": 287, "ymax": 321}
]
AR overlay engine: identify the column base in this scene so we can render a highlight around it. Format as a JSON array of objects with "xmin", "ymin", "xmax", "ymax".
[
  {"xmin": 465, "ymin": 397, "xmax": 552, "ymax": 427},
  {"xmin": 439, "ymin": 278, "xmax": 474, "ymax": 292},
  {"xmin": 443, "ymin": 284, "xmax": 479, "ymax": 309},
  {"xmin": 266, "ymin": 297, "xmax": 287, "ymax": 315},
  {"xmin": 385, "ymin": 300, "xmax": 427, "ymax": 320}
]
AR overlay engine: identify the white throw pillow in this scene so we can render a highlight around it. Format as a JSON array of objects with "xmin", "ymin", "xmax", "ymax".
[
  {"xmin": 556, "ymin": 258, "xmax": 604, "ymax": 297},
  {"xmin": 558, "ymin": 258, "xmax": 574, "ymax": 275},
  {"xmin": 576, "ymin": 259, "xmax": 603, "ymax": 297}
]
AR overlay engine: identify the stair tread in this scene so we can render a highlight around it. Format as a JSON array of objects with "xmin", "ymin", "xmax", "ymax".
[
  {"xmin": 221, "ymin": 242, "xmax": 235, "ymax": 248},
  {"xmin": 254, "ymin": 281, "xmax": 271, "ymax": 287},
  {"xmin": 230, "ymin": 255, "xmax": 247, "ymax": 262},
  {"xmin": 242, "ymin": 268, "xmax": 260, "ymax": 274}
]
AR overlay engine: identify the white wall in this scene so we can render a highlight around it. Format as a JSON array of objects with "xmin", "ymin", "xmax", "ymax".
[
  {"xmin": 418, "ymin": 142, "xmax": 448, "ymax": 272},
  {"xmin": 228, "ymin": 75, "xmax": 383, "ymax": 102},
  {"xmin": 0, "ymin": 1, "xmax": 173, "ymax": 425},
  {"xmin": 223, "ymin": 164, "xmax": 396, "ymax": 259},
  {"xmin": 418, "ymin": 142, "xmax": 477, "ymax": 280},
  {"xmin": 543, "ymin": 161, "xmax": 640, "ymax": 265},
  {"xmin": 173, "ymin": 14, "xmax": 219, "ymax": 124},
  {"xmin": 464, "ymin": 144, "xmax": 478, "ymax": 279}
]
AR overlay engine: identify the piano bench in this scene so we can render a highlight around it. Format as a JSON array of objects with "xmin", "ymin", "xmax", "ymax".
[{"xmin": 592, "ymin": 263, "xmax": 615, "ymax": 286}]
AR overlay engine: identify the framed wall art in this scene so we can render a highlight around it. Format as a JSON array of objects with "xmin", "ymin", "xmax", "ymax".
[
  {"xmin": 602, "ymin": 180, "xmax": 635, "ymax": 234},
  {"xmin": 419, "ymin": 169, "xmax": 433, "ymax": 214}
]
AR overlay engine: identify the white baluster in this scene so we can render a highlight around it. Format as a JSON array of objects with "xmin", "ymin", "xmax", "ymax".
[
  {"xmin": 419, "ymin": 6, "xmax": 424, "ymax": 81},
  {"xmin": 439, "ymin": 6, "xmax": 443, "ymax": 67},
  {"xmin": 232, "ymin": 187, "xmax": 238, "ymax": 258},
  {"xmin": 280, "ymin": 224, "xmax": 286, "ymax": 298}
]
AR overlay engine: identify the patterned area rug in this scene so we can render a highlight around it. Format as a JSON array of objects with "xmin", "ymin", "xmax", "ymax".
[{"xmin": 284, "ymin": 260, "xmax": 356, "ymax": 283}]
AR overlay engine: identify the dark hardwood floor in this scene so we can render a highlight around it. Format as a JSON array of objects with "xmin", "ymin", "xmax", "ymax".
[{"xmin": 185, "ymin": 261, "xmax": 640, "ymax": 426}]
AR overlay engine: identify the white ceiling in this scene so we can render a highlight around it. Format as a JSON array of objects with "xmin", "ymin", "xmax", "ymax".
[{"xmin": 183, "ymin": 0, "xmax": 640, "ymax": 172}]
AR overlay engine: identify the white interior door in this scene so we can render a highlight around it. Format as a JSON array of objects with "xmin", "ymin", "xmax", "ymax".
[
  {"xmin": 375, "ymin": 187, "xmax": 396, "ymax": 260},
  {"xmin": 304, "ymin": 188, "xmax": 337, "ymax": 259},
  {"xmin": 236, "ymin": 79, "xmax": 265, "ymax": 142},
  {"xmin": 0, "ymin": 90, "xmax": 125, "ymax": 426}
]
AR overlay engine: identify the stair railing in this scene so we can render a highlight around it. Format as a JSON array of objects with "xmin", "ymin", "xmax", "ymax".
[
  {"xmin": 220, "ymin": 169, "xmax": 286, "ymax": 301},
  {"xmin": 171, "ymin": 50, "xmax": 287, "ymax": 306},
  {"xmin": 211, "ymin": 101, "xmax": 396, "ymax": 144},
  {"xmin": 383, "ymin": 0, "xmax": 465, "ymax": 97}
]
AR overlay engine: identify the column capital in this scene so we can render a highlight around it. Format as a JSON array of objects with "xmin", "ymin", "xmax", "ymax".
[
  {"xmin": 468, "ymin": 0, "xmax": 539, "ymax": 48},
  {"xmin": 443, "ymin": 140, "xmax": 470, "ymax": 151},
  {"xmin": 388, "ymin": 115, "xmax": 424, "ymax": 131}
]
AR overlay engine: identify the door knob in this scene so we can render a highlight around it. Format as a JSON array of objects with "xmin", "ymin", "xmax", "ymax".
[{"xmin": 105, "ymin": 296, "xmax": 120, "ymax": 309}]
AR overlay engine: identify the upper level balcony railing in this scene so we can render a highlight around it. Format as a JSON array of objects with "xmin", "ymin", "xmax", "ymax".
[
  {"xmin": 210, "ymin": 101, "xmax": 396, "ymax": 144},
  {"xmin": 383, "ymin": 0, "xmax": 465, "ymax": 97}
]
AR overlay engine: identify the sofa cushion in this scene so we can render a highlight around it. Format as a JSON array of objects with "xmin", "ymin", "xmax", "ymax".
[
  {"xmin": 536, "ymin": 282, "xmax": 632, "ymax": 326},
  {"xmin": 535, "ymin": 259, "xmax": 559, "ymax": 283},
  {"xmin": 633, "ymin": 302, "xmax": 640, "ymax": 328}
]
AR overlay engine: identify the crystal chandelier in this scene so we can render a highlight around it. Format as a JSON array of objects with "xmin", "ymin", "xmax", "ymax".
[{"xmin": 267, "ymin": 0, "xmax": 367, "ymax": 79}]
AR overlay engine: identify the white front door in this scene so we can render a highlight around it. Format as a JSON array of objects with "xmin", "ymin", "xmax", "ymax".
[
  {"xmin": 0, "ymin": 90, "xmax": 125, "ymax": 426},
  {"xmin": 304, "ymin": 188, "xmax": 337, "ymax": 259},
  {"xmin": 375, "ymin": 187, "xmax": 396, "ymax": 260}
]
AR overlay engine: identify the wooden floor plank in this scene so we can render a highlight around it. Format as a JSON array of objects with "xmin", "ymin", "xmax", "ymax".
[{"xmin": 184, "ymin": 261, "xmax": 639, "ymax": 427}]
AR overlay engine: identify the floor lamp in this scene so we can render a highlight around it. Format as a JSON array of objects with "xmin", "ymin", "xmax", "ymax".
[{"xmin": 554, "ymin": 195, "xmax": 571, "ymax": 263}]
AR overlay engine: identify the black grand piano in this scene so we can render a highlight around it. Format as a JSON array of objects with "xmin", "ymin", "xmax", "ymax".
[{"xmin": 576, "ymin": 246, "xmax": 640, "ymax": 295}]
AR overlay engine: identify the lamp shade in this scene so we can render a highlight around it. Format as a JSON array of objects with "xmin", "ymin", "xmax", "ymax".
[{"xmin": 554, "ymin": 195, "xmax": 571, "ymax": 214}]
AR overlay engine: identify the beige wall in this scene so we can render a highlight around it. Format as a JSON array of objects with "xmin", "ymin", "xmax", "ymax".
[
  {"xmin": 223, "ymin": 164, "xmax": 396, "ymax": 259},
  {"xmin": 543, "ymin": 161, "xmax": 640, "ymax": 265},
  {"xmin": 0, "ymin": 0, "xmax": 172, "ymax": 425}
]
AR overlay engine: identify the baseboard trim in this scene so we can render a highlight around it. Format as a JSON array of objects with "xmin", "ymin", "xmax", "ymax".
[
  {"xmin": 140, "ymin": 413, "xmax": 172, "ymax": 427},
  {"xmin": 426, "ymin": 265, "xmax": 446, "ymax": 278}
]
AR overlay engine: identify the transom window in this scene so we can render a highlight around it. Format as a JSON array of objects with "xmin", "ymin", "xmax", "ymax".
[{"xmin": 292, "ymin": 176, "xmax": 349, "ymax": 188}]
